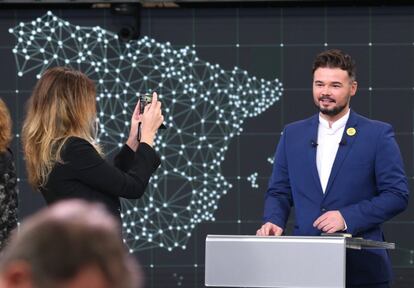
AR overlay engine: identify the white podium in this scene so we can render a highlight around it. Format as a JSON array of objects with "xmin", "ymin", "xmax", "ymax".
[{"xmin": 205, "ymin": 235, "xmax": 394, "ymax": 288}]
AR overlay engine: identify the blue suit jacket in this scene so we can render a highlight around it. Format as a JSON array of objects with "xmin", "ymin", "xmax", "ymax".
[{"xmin": 264, "ymin": 110, "xmax": 409, "ymax": 285}]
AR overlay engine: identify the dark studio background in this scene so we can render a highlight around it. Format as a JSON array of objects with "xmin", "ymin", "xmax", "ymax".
[{"xmin": 0, "ymin": 1, "xmax": 413, "ymax": 287}]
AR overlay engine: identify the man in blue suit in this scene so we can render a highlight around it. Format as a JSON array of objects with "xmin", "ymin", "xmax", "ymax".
[{"xmin": 256, "ymin": 49, "xmax": 409, "ymax": 287}]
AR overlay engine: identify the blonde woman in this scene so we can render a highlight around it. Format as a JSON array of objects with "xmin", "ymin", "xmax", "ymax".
[
  {"xmin": 0, "ymin": 98, "xmax": 18, "ymax": 250},
  {"xmin": 22, "ymin": 67, "xmax": 163, "ymax": 219}
]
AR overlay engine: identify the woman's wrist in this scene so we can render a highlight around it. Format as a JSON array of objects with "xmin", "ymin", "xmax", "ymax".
[
  {"xmin": 139, "ymin": 135, "xmax": 154, "ymax": 147},
  {"xmin": 126, "ymin": 137, "xmax": 139, "ymax": 152}
]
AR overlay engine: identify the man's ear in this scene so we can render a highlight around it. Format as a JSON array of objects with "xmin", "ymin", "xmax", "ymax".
[
  {"xmin": 1, "ymin": 261, "xmax": 34, "ymax": 288},
  {"xmin": 350, "ymin": 80, "xmax": 358, "ymax": 96}
]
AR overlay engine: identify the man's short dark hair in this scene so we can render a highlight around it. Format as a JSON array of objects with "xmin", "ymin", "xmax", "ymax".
[{"xmin": 312, "ymin": 49, "xmax": 356, "ymax": 80}]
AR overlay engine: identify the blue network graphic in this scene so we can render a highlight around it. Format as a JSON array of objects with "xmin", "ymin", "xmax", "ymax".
[{"xmin": 10, "ymin": 11, "xmax": 283, "ymax": 252}]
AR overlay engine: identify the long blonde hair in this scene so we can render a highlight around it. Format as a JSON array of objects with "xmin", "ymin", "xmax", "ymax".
[
  {"xmin": 0, "ymin": 98, "xmax": 12, "ymax": 153},
  {"xmin": 22, "ymin": 67, "xmax": 101, "ymax": 188}
]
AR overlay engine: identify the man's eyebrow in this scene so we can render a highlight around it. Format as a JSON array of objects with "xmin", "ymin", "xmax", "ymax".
[{"xmin": 314, "ymin": 80, "xmax": 343, "ymax": 85}]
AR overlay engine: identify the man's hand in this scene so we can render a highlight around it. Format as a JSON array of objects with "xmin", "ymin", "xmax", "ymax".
[
  {"xmin": 313, "ymin": 210, "xmax": 345, "ymax": 233},
  {"xmin": 256, "ymin": 222, "xmax": 283, "ymax": 236}
]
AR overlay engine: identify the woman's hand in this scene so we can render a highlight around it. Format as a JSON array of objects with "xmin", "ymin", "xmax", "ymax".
[
  {"xmin": 126, "ymin": 92, "xmax": 164, "ymax": 150},
  {"xmin": 140, "ymin": 92, "xmax": 164, "ymax": 147},
  {"xmin": 126, "ymin": 98, "xmax": 143, "ymax": 151}
]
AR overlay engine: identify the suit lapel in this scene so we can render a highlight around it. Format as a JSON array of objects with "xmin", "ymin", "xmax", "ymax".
[
  {"xmin": 307, "ymin": 114, "xmax": 324, "ymax": 195},
  {"xmin": 324, "ymin": 111, "xmax": 359, "ymax": 197}
]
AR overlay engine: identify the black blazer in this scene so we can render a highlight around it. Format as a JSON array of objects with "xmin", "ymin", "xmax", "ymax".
[{"xmin": 42, "ymin": 137, "xmax": 161, "ymax": 218}]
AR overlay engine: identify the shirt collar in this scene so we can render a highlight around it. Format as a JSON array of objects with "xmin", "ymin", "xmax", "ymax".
[{"xmin": 318, "ymin": 109, "xmax": 350, "ymax": 132}]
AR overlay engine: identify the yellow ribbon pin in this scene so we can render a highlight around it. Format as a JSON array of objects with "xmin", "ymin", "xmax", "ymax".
[{"xmin": 346, "ymin": 127, "xmax": 356, "ymax": 136}]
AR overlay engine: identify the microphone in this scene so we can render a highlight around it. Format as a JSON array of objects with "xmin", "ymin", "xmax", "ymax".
[
  {"xmin": 339, "ymin": 139, "xmax": 347, "ymax": 146},
  {"xmin": 310, "ymin": 140, "xmax": 318, "ymax": 148}
]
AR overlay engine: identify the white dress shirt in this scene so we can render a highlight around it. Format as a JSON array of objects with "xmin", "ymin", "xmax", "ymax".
[{"xmin": 316, "ymin": 110, "xmax": 350, "ymax": 193}]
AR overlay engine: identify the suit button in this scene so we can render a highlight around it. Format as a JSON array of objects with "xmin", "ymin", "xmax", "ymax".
[{"xmin": 321, "ymin": 208, "xmax": 327, "ymax": 212}]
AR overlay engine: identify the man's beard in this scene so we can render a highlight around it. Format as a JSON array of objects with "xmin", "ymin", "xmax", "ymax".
[
  {"xmin": 315, "ymin": 95, "xmax": 349, "ymax": 116},
  {"xmin": 318, "ymin": 103, "xmax": 347, "ymax": 116}
]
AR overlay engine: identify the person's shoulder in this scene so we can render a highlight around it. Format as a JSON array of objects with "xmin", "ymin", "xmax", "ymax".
[
  {"xmin": 64, "ymin": 136, "xmax": 94, "ymax": 148},
  {"xmin": 61, "ymin": 137, "xmax": 97, "ymax": 157},
  {"xmin": 353, "ymin": 111, "xmax": 392, "ymax": 131},
  {"xmin": 284, "ymin": 114, "xmax": 317, "ymax": 131}
]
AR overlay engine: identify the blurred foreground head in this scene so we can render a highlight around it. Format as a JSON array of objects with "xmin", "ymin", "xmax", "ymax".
[{"xmin": 0, "ymin": 200, "xmax": 141, "ymax": 288}]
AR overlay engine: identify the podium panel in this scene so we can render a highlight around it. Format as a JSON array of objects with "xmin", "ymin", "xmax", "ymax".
[
  {"xmin": 205, "ymin": 235, "xmax": 346, "ymax": 288},
  {"xmin": 205, "ymin": 235, "xmax": 394, "ymax": 287}
]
